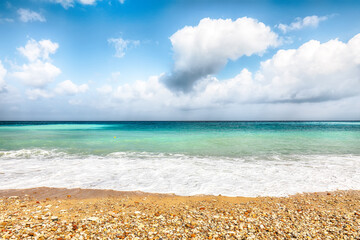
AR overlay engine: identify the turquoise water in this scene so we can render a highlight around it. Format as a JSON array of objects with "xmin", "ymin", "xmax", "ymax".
[
  {"xmin": 1, "ymin": 121, "xmax": 359, "ymax": 156},
  {"xmin": 0, "ymin": 121, "xmax": 359, "ymax": 196}
]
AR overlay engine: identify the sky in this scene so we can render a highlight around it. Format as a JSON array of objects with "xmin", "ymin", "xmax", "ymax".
[{"xmin": 0, "ymin": 0, "xmax": 360, "ymax": 120}]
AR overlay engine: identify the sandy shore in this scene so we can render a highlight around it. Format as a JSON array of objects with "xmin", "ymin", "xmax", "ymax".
[{"xmin": 0, "ymin": 188, "xmax": 359, "ymax": 239}]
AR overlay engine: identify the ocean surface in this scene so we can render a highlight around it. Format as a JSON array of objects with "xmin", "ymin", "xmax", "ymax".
[{"xmin": 0, "ymin": 121, "xmax": 359, "ymax": 197}]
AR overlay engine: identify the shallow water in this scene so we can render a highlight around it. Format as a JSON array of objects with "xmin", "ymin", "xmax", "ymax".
[{"xmin": 0, "ymin": 121, "xmax": 359, "ymax": 196}]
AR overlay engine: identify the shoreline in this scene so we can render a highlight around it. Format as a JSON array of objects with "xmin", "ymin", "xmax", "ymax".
[
  {"xmin": 0, "ymin": 187, "xmax": 171, "ymax": 200},
  {"xmin": 0, "ymin": 187, "xmax": 256, "ymax": 205},
  {"xmin": 1, "ymin": 188, "xmax": 359, "ymax": 238},
  {"xmin": 0, "ymin": 186, "xmax": 358, "ymax": 200}
]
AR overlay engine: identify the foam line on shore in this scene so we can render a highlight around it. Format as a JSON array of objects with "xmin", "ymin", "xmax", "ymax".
[{"xmin": 1, "ymin": 149, "xmax": 360, "ymax": 197}]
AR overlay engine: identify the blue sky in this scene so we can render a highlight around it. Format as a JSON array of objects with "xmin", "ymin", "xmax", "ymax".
[{"xmin": 1, "ymin": 0, "xmax": 360, "ymax": 120}]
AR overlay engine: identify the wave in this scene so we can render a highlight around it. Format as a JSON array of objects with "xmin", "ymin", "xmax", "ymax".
[{"xmin": 0, "ymin": 149, "xmax": 360, "ymax": 197}]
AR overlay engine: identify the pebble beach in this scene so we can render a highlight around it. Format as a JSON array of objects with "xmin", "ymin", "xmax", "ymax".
[{"xmin": 1, "ymin": 188, "xmax": 359, "ymax": 239}]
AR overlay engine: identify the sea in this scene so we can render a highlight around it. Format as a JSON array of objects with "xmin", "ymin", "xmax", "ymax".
[{"xmin": 0, "ymin": 121, "xmax": 359, "ymax": 197}]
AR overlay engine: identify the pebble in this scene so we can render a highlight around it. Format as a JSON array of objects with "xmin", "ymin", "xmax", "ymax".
[{"xmin": 0, "ymin": 190, "xmax": 359, "ymax": 238}]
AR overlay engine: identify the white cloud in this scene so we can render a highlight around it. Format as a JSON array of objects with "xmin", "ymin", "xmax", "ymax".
[
  {"xmin": 196, "ymin": 33, "xmax": 360, "ymax": 104},
  {"xmin": 96, "ymin": 73, "xmax": 261, "ymax": 114},
  {"xmin": 13, "ymin": 39, "xmax": 61, "ymax": 88},
  {"xmin": 101, "ymin": 72, "xmax": 260, "ymax": 111},
  {"xmin": 22, "ymin": 79, "xmax": 88, "ymax": 100},
  {"xmin": 12, "ymin": 60, "xmax": 61, "ymax": 88},
  {"xmin": 119, "ymin": 0, "xmax": 125, "ymax": 3},
  {"xmin": 24, "ymin": 80, "xmax": 88, "ymax": 100},
  {"xmin": 100, "ymin": 33, "xmax": 360, "ymax": 112},
  {"xmin": 163, "ymin": 17, "xmax": 280, "ymax": 92},
  {"xmin": 17, "ymin": 9, "xmax": 46, "ymax": 23},
  {"xmin": 17, "ymin": 39, "xmax": 59, "ymax": 62},
  {"xmin": 55, "ymin": 80, "xmax": 89, "ymax": 95},
  {"xmin": 9, "ymin": 39, "xmax": 91, "ymax": 100},
  {"xmin": 113, "ymin": 75, "xmax": 168, "ymax": 101},
  {"xmin": 26, "ymin": 89, "xmax": 53, "ymax": 100},
  {"xmin": 108, "ymin": 37, "xmax": 140, "ymax": 58},
  {"xmin": 0, "ymin": 61, "xmax": 7, "ymax": 92},
  {"xmin": 277, "ymin": 15, "xmax": 328, "ymax": 33},
  {"xmin": 253, "ymin": 34, "xmax": 360, "ymax": 103}
]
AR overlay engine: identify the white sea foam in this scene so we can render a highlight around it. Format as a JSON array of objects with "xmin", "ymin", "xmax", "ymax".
[{"xmin": 0, "ymin": 149, "xmax": 360, "ymax": 197}]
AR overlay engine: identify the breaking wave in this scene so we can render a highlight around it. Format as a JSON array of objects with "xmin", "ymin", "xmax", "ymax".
[{"xmin": 1, "ymin": 149, "xmax": 360, "ymax": 197}]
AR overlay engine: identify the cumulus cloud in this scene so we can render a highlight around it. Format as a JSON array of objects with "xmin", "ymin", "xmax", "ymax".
[
  {"xmin": 202, "ymin": 34, "xmax": 360, "ymax": 104},
  {"xmin": 17, "ymin": 39, "xmax": 59, "ymax": 62},
  {"xmin": 111, "ymin": 75, "xmax": 170, "ymax": 102},
  {"xmin": 17, "ymin": 9, "xmax": 46, "ymax": 23},
  {"xmin": 98, "ymin": 71, "xmax": 261, "ymax": 111},
  {"xmin": 0, "ymin": 61, "xmax": 7, "ymax": 92},
  {"xmin": 254, "ymin": 34, "xmax": 360, "ymax": 103},
  {"xmin": 12, "ymin": 61, "xmax": 61, "ymax": 88},
  {"xmin": 277, "ymin": 15, "xmax": 328, "ymax": 33},
  {"xmin": 97, "ymin": 73, "xmax": 261, "ymax": 113},
  {"xmin": 163, "ymin": 17, "xmax": 280, "ymax": 92},
  {"xmin": 9, "ymin": 39, "xmax": 91, "ymax": 100},
  {"xmin": 12, "ymin": 39, "xmax": 61, "ymax": 88},
  {"xmin": 55, "ymin": 80, "xmax": 89, "ymax": 95},
  {"xmin": 22, "ymin": 79, "xmax": 88, "ymax": 100},
  {"xmin": 108, "ymin": 37, "xmax": 140, "ymax": 58},
  {"xmin": 100, "ymin": 33, "xmax": 360, "ymax": 112}
]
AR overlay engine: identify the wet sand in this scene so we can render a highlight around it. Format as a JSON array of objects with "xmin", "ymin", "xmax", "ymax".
[
  {"xmin": 0, "ymin": 187, "xmax": 167, "ymax": 200},
  {"xmin": 0, "ymin": 187, "xmax": 359, "ymax": 239}
]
